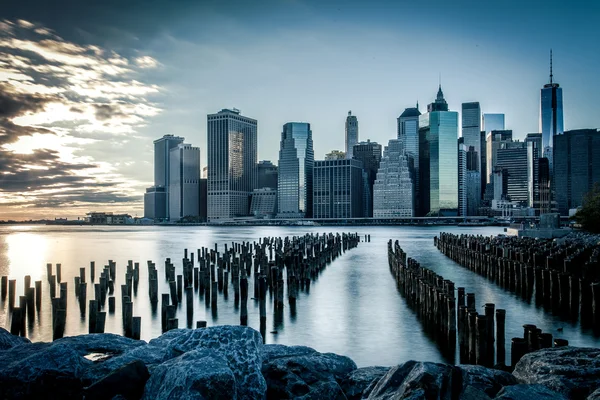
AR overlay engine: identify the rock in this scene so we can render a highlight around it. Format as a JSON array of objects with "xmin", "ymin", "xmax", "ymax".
[
  {"xmin": 148, "ymin": 326, "xmax": 266, "ymax": 400},
  {"xmin": 460, "ymin": 385, "xmax": 491, "ymax": 400},
  {"xmin": 142, "ymin": 348, "xmax": 237, "ymax": 400},
  {"xmin": 0, "ymin": 341, "xmax": 86, "ymax": 399},
  {"xmin": 340, "ymin": 366, "xmax": 389, "ymax": 400},
  {"xmin": 494, "ymin": 384, "xmax": 568, "ymax": 399},
  {"xmin": 83, "ymin": 360, "xmax": 149, "ymax": 400},
  {"xmin": 513, "ymin": 347, "xmax": 600, "ymax": 399},
  {"xmin": 366, "ymin": 360, "xmax": 461, "ymax": 400},
  {"xmin": 587, "ymin": 387, "xmax": 600, "ymax": 400},
  {"xmin": 458, "ymin": 364, "xmax": 518, "ymax": 397},
  {"xmin": 0, "ymin": 327, "xmax": 30, "ymax": 350},
  {"xmin": 261, "ymin": 344, "xmax": 357, "ymax": 399}
]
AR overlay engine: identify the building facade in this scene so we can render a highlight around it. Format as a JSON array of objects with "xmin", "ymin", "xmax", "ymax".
[
  {"xmin": 540, "ymin": 51, "xmax": 564, "ymax": 164},
  {"xmin": 277, "ymin": 122, "xmax": 314, "ymax": 218},
  {"xmin": 250, "ymin": 188, "xmax": 277, "ymax": 218},
  {"xmin": 207, "ymin": 109, "xmax": 257, "ymax": 220},
  {"xmin": 398, "ymin": 105, "xmax": 421, "ymax": 215},
  {"xmin": 325, "ymin": 150, "xmax": 346, "ymax": 160},
  {"xmin": 486, "ymin": 130, "xmax": 513, "ymax": 183},
  {"xmin": 482, "ymin": 113, "xmax": 505, "ymax": 133},
  {"xmin": 352, "ymin": 140, "xmax": 382, "ymax": 217},
  {"xmin": 144, "ymin": 134, "xmax": 184, "ymax": 220},
  {"xmin": 169, "ymin": 143, "xmax": 201, "ymax": 221},
  {"xmin": 461, "ymin": 102, "xmax": 481, "ymax": 215},
  {"xmin": 345, "ymin": 111, "xmax": 358, "ymax": 159},
  {"xmin": 525, "ymin": 133, "xmax": 543, "ymax": 211},
  {"xmin": 554, "ymin": 129, "xmax": 600, "ymax": 215},
  {"xmin": 419, "ymin": 86, "xmax": 459, "ymax": 216},
  {"xmin": 257, "ymin": 160, "xmax": 278, "ymax": 189},
  {"xmin": 373, "ymin": 139, "xmax": 414, "ymax": 218},
  {"xmin": 458, "ymin": 138, "xmax": 467, "ymax": 217},
  {"xmin": 495, "ymin": 141, "xmax": 528, "ymax": 205},
  {"xmin": 313, "ymin": 159, "xmax": 364, "ymax": 219}
]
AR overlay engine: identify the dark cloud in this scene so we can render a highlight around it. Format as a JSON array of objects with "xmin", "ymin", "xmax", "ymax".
[
  {"xmin": 93, "ymin": 103, "xmax": 126, "ymax": 121},
  {"xmin": 69, "ymin": 106, "xmax": 84, "ymax": 113},
  {"xmin": 0, "ymin": 82, "xmax": 53, "ymax": 119}
]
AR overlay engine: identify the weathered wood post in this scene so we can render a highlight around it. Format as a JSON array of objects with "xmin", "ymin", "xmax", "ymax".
[
  {"xmin": 96, "ymin": 311, "xmax": 106, "ymax": 333},
  {"xmin": 35, "ymin": 280, "xmax": 42, "ymax": 309},
  {"xmin": 89, "ymin": 300, "xmax": 98, "ymax": 333},
  {"xmin": 484, "ymin": 303, "xmax": 495, "ymax": 365},
  {"xmin": 196, "ymin": 321, "xmax": 207, "ymax": 328},
  {"xmin": 8, "ymin": 279, "xmax": 16, "ymax": 309},
  {"xmin": 511, "ymin": 338, "xmax": 527, "ymax": 368},
  {"xmin": 132, "ymin": 316, "xmax": 141, "ymax": 340},
  {"xmin": 496, "ymin": 309, "xmax": 506, "ymax": 366},
  {"xmin": 476, "ymin": 314, "xmax": 488, "ymax": 366},
  {"xmin": 108, "ymin": 296, "xmax": 115, "ymax": 313},
  {"xmin": 0, "ymin": 276, "xmax": 7, "ymax": 300}
]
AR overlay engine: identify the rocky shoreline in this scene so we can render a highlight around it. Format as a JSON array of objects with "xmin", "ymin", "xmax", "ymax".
[{"xmin": 0, "ymin": 325, "xmax": 599, "ymax": 399}]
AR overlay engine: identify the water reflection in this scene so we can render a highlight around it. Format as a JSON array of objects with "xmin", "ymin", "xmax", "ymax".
[{"xmin": 0, "ymin": 225, "xmax": 599, "ymax": 367}]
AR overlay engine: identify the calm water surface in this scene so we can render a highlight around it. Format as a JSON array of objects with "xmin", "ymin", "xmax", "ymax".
[{"xmin": 0, "ymin": 225, "xmax": 598, "ymax": 367}]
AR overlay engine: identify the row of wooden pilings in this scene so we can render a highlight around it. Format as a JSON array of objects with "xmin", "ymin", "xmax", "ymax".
[
  {"xmin": 434, "ymin": 233, "xmax": 600, "ymax": 331},
  {"xmin": 1, "ymin": 232, "xmax": 363, "ymax": 342},
  {"xmin": 388, "ymin": 239, "xmax": 568, "ymax": 369}
]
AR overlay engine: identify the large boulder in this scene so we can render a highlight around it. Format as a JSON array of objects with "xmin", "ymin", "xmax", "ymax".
[
  {"xmin": 494, "ymin": 384, "xmax": 568, "ymax": 399},
  {"xmin": 261, "ymin": 344, "xmax": 357, "ymax": 399},
  {"xmin": 513, "ymin": 347, "xmax": 600, "ymax": 399},
  {"xmin": 83, "ymin": 360, "xmax": 149, "ymax": 400},
  {"xmin": 366, "ymin": 360, "xmax": 462, "ymax": 399},
  {"xmin": 0, "ymin": 327, "xmax": 30, "ymax": 350},
  {"xmin": 142, "ymin": 348, "xmax": 237, "ymax": 400},
  {"xmin": 458, "ymin": 364, "xmax": 518, "ymax": 397},
  {"xmin": 147, "ymin": 326, "xmax": 266, "ymax": 400},
  {"xmin": 340, "ymin": 366, "xmax": 389, "ymax": 400}
]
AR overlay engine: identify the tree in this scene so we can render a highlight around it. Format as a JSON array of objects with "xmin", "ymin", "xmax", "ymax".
[{"xmin": 574, "ymin": 182, "xmax": 600, "ymax": 233}]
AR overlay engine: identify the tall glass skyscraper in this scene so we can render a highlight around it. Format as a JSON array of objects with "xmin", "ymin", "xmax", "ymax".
[
  {"xmin": 352, "ymin": 140, "xmax": 382, "ymax": 217},
  {"xmin": 419, "ymin": 86, "xmax": 459, "ymax": 216},
  {"xmin": 345, "ymin": 111, "xmax": 358, "ymax": 159},
  {"xmin": 169, "ymin": 143, "xmax": 201, "ymax": 221},
  {"xmin": 207, "ymin": 109, "xmax": 257, "ymax": 221},
  {"xmin": 462, "ymin": 102, "xmax": 481, "ymax": 215},
  {"xmin": 398, "ymin": 104, "xmax": 421, "ymax": 215},
  {"xmin": 540, "ymin": 51, "xmax": 564, "ymax": 167},
  {"xmin": 482, "ymin": 114, "xmax": 505, "ymax": 133},
  {"xmin": 277, "ymin": 122, "xmax": 314, "ymax": 218}
]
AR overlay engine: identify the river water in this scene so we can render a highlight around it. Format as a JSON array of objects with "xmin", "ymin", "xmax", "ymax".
[{"xmin": 0, "ymin": 225, "xmax": 598, "ymax": 367}]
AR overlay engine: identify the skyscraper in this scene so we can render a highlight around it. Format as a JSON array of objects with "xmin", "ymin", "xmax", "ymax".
[
  {"xmin": 419, "ymin": 86, "xmax": 459, "ymax": 216},
  {"xmin": 169, "ymin": 143, "xmax": 201, "ymax": 221},
  {"xmin": 458, "ymin": 138, "xmax": 467, "ymax": 217},
  {"xmin": 525, "ymin": 133, "xmax": 543, "ymax": 210},
  {"xmin": 345, "ymin": 111, "xmax": 358, "ymax": 159},
  {"xmin": 277, "ymin": 122, "xmax": 314, "ymax": 218},
  {"xmin": 398, "ymin": 104, "xmax": 421, "ymax": 215},
  {"xmin": 373, "ymin": 139, "xmax": 414, "ymax": 218},
  {"xmin": 207, "ymin": 109, "xmax": 257, "ymax": 221},
  {"xmin": 257, "ymin": 160, "xmax": 278, "ymax": 189},
  {"xmin": 313, "ymin": 159, "xmax": 364, "ymax": 218},
  {"xmin": 486, "ymin": 130, "xmax": 513, "ymax": 183},
  {"xmin": 462, "ymin": 102, "xmax": 481, "ymax": 215},
  {"xmin": 482, "ymin": 114, "xmax": 505, "ymax": 133},
  {"xmin": 144, "ymin": 134, "xmax": 184, "ymax": 220},
  {"xmin": 352, "ymin": 140, "xmax": 382, "ymax": 217},
  {"xmin": 540, "ymin": 50, "xmax": 564, "ymax": 164},
  {"xmin": 554, "ymin": 129, "xmax": 600, "ymax": 215},
  {"xmin": 496, "ymin": 141, "xmax": 529, "ymax": 205}
]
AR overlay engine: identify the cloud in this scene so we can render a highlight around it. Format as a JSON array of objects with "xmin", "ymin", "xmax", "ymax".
[{"xmin": 0, "ymin": 19, "xmax": 162, "ymax": 219}]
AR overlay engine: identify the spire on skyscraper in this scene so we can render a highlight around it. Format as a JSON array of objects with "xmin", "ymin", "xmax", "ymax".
[{"xmin": 550, "ymin": 49, "xmax": 553, "ymax": 85}]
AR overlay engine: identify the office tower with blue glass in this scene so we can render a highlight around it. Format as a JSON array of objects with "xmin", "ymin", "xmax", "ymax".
[
  {"xmin": 373, "ymin": 139, "xmax": 414, "ymax": 217},
  {"xmin": 345, "ymin": 111, "xmax": 359, "ymax": 159},
  {"xmin": 540, "ymin": 50, "xmax": 564, "ymax": 168},
  {"xmin": 352, "ymin": 140, "xmax": 382, "ymax": 217},
  {"xmin": 398, "ymin": 104, "xmax": 421, "ymax": 215},
  {"xmin": 207, "ymin": 109, "xmax": 258, "ymax": 221},
  {"xmin": 461, "ymin": 102, "xmax": 481, "ymax": 215},
  {"xmin": 418, "ymin": 86, "xmax": 459, "ymax": 216},
  {"xmin": 257, "ymin": 160, "xmax": 278, "ymax": 190},
  {"xmin": 313, "ymin": 158, "xmax": 364, "ymax": 218},
  {"xmin": 277, "ymin": 122, "xmax": 314, "ymax": 218}
]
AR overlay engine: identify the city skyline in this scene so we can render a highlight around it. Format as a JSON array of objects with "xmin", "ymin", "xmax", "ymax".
[{"xmin": 1, "ymin": 0, "xmax": 599, "ymax": 219}]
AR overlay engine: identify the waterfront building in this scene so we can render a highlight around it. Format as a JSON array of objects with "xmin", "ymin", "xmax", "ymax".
[
  {"xmin": 525, "ymin": 133, "xmax": 543, "ymax": 211},
  {"xmin": 352, "ymin": 140, "xmax": 382, "ymax": 217},
  {"xmin": 143, "ymin": 186, "xmax": 166, "ymax": 220},
  {"xmin": 144, "ymin": 134, "xmax": 184, "ymax": 220},
  {"xmin": 540, "ymin": 51, "xmax": 564, "ymax": 165},
  {"xmin": 257, "ymin": 160, "xmax": 278, "ymax": 189},
  {"xmin": 207, "ymin": 109, "xmax": 258, "ymax": 221},
  {"xmin": 458, "ymin": 138, "xmax": 467, "ymax": 217},
  {"xmin": 462, "ymin": 102, "xmax": 481, "ymax": 215},
  {"xmin": 495, "ymin": 141, "xmax": 528, "ymax": 205},
  {"xmin": 480, "ymin": 130, "xmax": 487, "ymax": 201},
  {"xmin": 373, "ymin": 139, "xmax": 414, "ymax": 217},
  {"xmin": 199, "ymin": 179, "xmax": 207, "ymax": 222},
  {"xmin": 554, "ymin": 129, "xmax": 600, "ymax": 215},
  {"xmin": 313, "ymin": 158, "xmax": 364, "ymax": 218},
  {"xmin": 398, "ymin": 104, "xmax": 421, "ymax": 215},
  {"xmin": 486, "ymin": 130, "xmax": 513, "ymax": 184},
  {"xmin": 169, "ymin": 143, "xmax": 201, "ymax": 221},
  {"xmin": 277, "ymin": 122, "xmax": 314, "ymax": 218},
  {"xmin": 418, "ymin": 85, "xmax": 459, "ymax": 216},
  {"xmin": 325, "ymin": 150, "xmax": 346, "ymax": 160},
  {"xmin": 250, "ymin": 188, "xmax": 278, "ymax": 218},
  {"xmin": 345, "ymin": 111, "xmax": 359, "ymax": 159}
]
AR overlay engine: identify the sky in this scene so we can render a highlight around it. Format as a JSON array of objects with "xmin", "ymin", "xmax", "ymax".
[{"xmin": 0, "ymin": 0, "xmax": 599, "ymax": 220}]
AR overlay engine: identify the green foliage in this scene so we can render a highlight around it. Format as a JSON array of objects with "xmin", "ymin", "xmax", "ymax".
[{"xmin": 574, "ymin": 182, "xmax": 600, "ymax": 233}]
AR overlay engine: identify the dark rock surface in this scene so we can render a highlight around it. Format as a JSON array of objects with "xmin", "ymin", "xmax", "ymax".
[
  {"xmin": 261, "ymin": 343, "xmax": 357, "ymax": 399},
  {"xmin": 494, "ymin": 384, "xmax": 568, "ymax": 399},
  {"xmin": 513, "ymin": 347, "xmax": 600, "ymax": 399},
  {"xmin": 340, "ymin": 366, "xmax": 389, "ymax": 400},
  {"xmin": 84, "ymin": 360, "xmax": 149, "ymax": 400},
  {"xmin": 458, "ymin": 364, "xmax": 518, "ymax": 397},
  {"xmin": 0, "ymin": 327, "xmax": 30, "ymax": 350}
]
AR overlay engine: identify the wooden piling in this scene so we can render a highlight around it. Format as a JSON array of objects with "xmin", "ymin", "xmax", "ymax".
[
  {"xmin": 89, "ymin": 300, "xmax": 98, "ymax": 333},
  {"xmin": 496, "ymin": 309, "xmax": 506, "ymax": 366},
  {"xmin": 35, "ymin": 280, "xmax": 42, "ymax": 309},
  {"xmin": 132, "ymin": 316, "xmax": 141, "ymax": 340}
]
